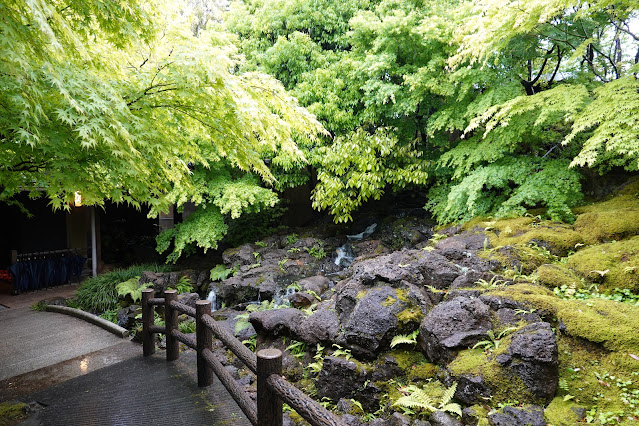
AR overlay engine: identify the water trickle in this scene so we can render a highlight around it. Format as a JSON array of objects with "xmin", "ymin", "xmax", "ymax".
[
  {"xmin": 206, "ymin": 288, "xmax": 218, "ymax": 310},
  {"xmin": 346, "ymin": 223, "xmax": 377, "ymax": 241},
  {"xmin": 334, "ymin": 243, "xmax": 356, "ymax": 268}
]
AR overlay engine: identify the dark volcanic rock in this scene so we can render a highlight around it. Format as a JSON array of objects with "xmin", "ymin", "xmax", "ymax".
[
  {"xmin": 496, "ymin": 322, "xmax": 558, "ymax": 403},
  {"xmin": 287, "ymin": 291, "xmax": 315, "ymax": 308},
  {"xmin": 295, "ymin": 304, "xmax": 340, "ymax": 345},
  {"xmin": 249, "ymin": 308, "xmax": 305, "ymax": 338},
  {"xmin": 454, "ymin": 374, "xmax": 492, "ymax": 405},
  {"xmin": 338, "ymin": 286, "xmax": 408, "ymax": 358},
  {"xmin": 488, "ymin": 405, "xmax": 545, "ymax": 426},
  {"xmin": 418, "ymin": 297, "xmax": 492, "ymax": 364},
  {"xmin": 177, "ymin": 292, "xmax": 200, "ymax": 309},
  {"xmin": 316, "ymin": 356, "xmax": 367, "ymax": 402},
  {"xmin": 299, "ymin": 275, "xmax": 331, "ymax": 295},
  {"xmin": 429, "ymin": 411, "xmax": 463, "ymax": 426}
]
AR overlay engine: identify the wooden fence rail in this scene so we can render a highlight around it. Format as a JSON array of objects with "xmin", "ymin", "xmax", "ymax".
[{"xmin": 141, "ymin": 289, "xmax": 345, "ymax": 426}]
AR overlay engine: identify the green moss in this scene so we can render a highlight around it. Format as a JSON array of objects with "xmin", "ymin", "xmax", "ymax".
[
  {"xmin": 551, "ymin": 335, "xmax": 639, "ymax": 423},
  {"xmin": 388, "ymin": 349, "xmax": 429, "ymax": 370},
  {"xmin": 397, "ymin": 308, "xmax": 424, "ymax": 325},
  {"xmin": 448, "ymin": 349, "xmax": 536, "ymax": 404},
  {"xmin": 0, "ymin": 402, "xmax": 27, "ymax": 424},
  {"xmin": 356, "ymin": 290, "xmax": 367, "ymax": 299},
  {"xmin": 382, "ymin": 296, "xmax": 397, "ymax": 307},
  {"xmin": 544, "ymin": 397, "xmax": 585, "ymax": 425},
  {"xmin": 395, "ymin": 288, "xmax": 410, "ymax": 302},
  {"xmin": 566, "ymin": 237, "xmax": 639, "ymax": 292},
  {"xmin": 536, "ymin": 264, "xmax": 583, "ymax": 289},
  {"xmin": 407, "ymin": 362, "xmax": 439, "ymax": 381},
  {"xmin": 573, "ymin": 178, "xmax": 639, "ymax": 244},
  {"xmin": 486, "ymin": 284, "xmax": 639, "ymax": 352}
]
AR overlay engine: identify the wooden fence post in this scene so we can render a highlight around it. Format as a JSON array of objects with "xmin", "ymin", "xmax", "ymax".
[
  {"xmin": 165, "ymin": 290, "xmax": 179, "ymax": 361},
  {"xmin": 196, "ymin": 300, "xmax": 213, "ymax": 387},
  {"xmin": 141, "ymin": 288, "xmax": 155, "ymax": 357},
  {"xmin": 257, "ymin": 348, "xmax": 283, "ymax": 426}
]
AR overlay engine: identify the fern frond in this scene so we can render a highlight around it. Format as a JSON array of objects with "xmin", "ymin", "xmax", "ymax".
[
  {"xmin": 440, "ymin": 402, "xmax": 463, "ymax": 417},
  {"xmin": 393, "ymin": 386, "xmax": 437, "ymax": 412},
  {"xmin": 390, "ymin": 330, "xmax": 419, "ymax": 348},
  {"xmin": 439, "ymin": 382, "xmax": 457, "ymax": 407}
]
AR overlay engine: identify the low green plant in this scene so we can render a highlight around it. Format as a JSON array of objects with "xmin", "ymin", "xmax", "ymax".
[
  {"xmin": 286, "ymin": 233, "xmax": 299, "ymax": 245},
  {"xmin": 178, "ymin": 319, "xmax": 197, "ymax": 334},
  {"xmin": 210, "ymin": 264, "xmax": 236, "ymax": 281},
  {"xmin": 306, "ymin": 344, "xmax": 325, "ymax": 375},
  {"xmin": 287, "ymin": 247, "xmax": 301, "ymax": 254},
  {"xmin": 331, "ymin": 344, "xmax": 352, "ymax": 360},
  {"xmin": 278, "ymin": 258, "xmax": 289, "ymax": 272},
  {"xmin": 74, "ymin": 264, "xmax": 171, "ymax": 313},
  {"xmin": 242, "ymin": 334, "xmax": 257, "ymax": 351},
  {"xmin": 234, "ymin": 300, "xmax": 281, "ymax": 335},
  {"xmin": 393, "ymin": 382, "xmax": 462, "ymax": 418},
  {"xmin": 255, "ymin": 241, "xmax": 268, "ymax": 248},
  {"xmin": 475, "ymin": 276, "xmax": 506, "ymax": 289},
  {"xmin": 305, "ymin": 244, "xmax": 327, "ymax": 260},
  {"xmin": 99, "ymin": 309, "xmax": 119, "ymax": 324},
  {"xmin": 554, "ymin": 285, "xmax": 639, "ymax": 305},
  {"xmin": 286, "ymin": 340, "xmax": 307, "ymax": 360},
  {"xmin": 472, "ymin": 327, "xmax": 518, "ymax": 352},
  {"xmin": 116, "ymin": 277, "xmax": 152, "ymax": 303},
  {"xmin": 170, "ymin": 276, "xmax": 193, "ymax": 294},
  {"xmin": 390, "ymin": 330, "xmax": 419, "ymax": 348},
  {"xmin": 31, "ymin": 300, "xmax": 48, "ymax": 311}
]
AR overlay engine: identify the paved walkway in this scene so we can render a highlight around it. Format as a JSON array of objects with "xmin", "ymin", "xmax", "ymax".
[{"xmin": 0, "ymin": 288, "xmax": 250, "ymax": 425}]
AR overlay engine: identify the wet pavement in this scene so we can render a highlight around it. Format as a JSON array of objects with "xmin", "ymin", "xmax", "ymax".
[
  {"xmin": 0, "ymin": 286, "xmax": 251, "ymax": 425},
  {"xmin": 19, "ymin": 351, "xmax": 251, "ymax": 425},
  {"xmin": 0, "ymin": 307, "xmax": 126, "ymax": 381}
]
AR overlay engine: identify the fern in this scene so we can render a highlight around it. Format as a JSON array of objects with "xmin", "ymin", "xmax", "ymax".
[
  {"xmin": 115, "ymin": 277, "xmax": 152, "ymax": 303},
  {"xmin": 392, "ymin": 382, "xmax": 462, "ymax": 417},
  {"xmin": 390, "ymin": 330, "xmax": 419, "ymax": 348}
]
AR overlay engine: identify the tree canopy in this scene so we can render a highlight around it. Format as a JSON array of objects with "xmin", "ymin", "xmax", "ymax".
[
  {"xmin": 3, "ymin": 0, "xmax": 638, "ymax": 260},
  {"xmin": 225, "ymin": 0, "xmax": 639, "ymax": 225}
]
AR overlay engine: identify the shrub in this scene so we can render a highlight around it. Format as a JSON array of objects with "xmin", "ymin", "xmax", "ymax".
[{"xmin": 73, "ymin": 264, "xmax": 172, "ymax": 313}]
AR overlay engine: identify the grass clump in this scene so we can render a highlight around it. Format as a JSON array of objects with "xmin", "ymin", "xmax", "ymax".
[
  {"xmin": 73, "ymin": 264, "xmax": 171, "ymax": 313},
  {"xmin": 0, "ymin": 402, "xmax": 27, "ymax": 424}
]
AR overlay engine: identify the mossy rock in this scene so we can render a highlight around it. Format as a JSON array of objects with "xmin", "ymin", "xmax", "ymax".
[
  {"xmin": 536, "ymin": 264, "xmax": 582, "ymax": 289},
  {"xmin": 447, "ymin": 348, "xmax": 537, "ymax": 405},
  {"xmin": 573, "ymin": 178, "xmax": 639, "ymax": 244},
  {"xmin": 566, "ymin": 237, "xmax": 639, "ymax": 292},
  {"xmin": 544, "ymin": 397, "xmax": 586, "ymax": 425},
  {"xmin": 552, "ymin": 334, "xmax": 639, "ymax": 423},
  {"xmin": 486, "ymin": 284, "xmax": 639, "ymax": 352},
  {"xmin": 574, "ymin": 209, "xmax": 639, "ymax": 245}
]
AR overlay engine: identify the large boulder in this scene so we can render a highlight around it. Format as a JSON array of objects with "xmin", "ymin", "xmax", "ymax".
[
  {"xmin": 488, "ymin": 405, "xmax": 545, "ymax": 426},
  {"xmin": 338, "ymin": 286, "xmax": 410, "ymax": 358},
  {"xmin": 418, "ymin": 297, "xmax": 492, "ymax": 364},
  {"xmin": 299, "ymin": 275, "xmax": 331, "ymax": 295},
  {"xmin": 316, "ymin": 356, "xmax": 368, "ymax": 403},
  {"xmin": 496, "ymin": 322, "xmax": 558, "ymax": 403},
  {"xmin": 294, "ymin": 304, "xmax": 340, "ymax": 345},
  {"xmin": 249, "ymin": 308, "xmax": 305, "ymax": 338}
]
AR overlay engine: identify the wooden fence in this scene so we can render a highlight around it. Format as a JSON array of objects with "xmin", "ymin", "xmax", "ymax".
[{"xmin": 141, "ymin": 289, "xmax": 345, "ymax": 426}]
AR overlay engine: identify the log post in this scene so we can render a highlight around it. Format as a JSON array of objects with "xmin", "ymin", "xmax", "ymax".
[
  {"xmin": 141, "ymin": 288, "xmax": 155, "ymax": 357},
  {"xmin": 165, "ymin": 290, "xmax": 179, "ymax": 361},
  {"xmin": 257, "ymin": 348, "xmax": 283, "ymax": 426},
  {"xmin": 196, "ymin": 300, "xmax": 213, "ymax": 387}
]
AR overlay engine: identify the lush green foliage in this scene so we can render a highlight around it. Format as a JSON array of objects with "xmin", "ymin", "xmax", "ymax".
[
  {"xmin": 116, "ymin": 277, "xmax": 152, "ymax": 303},
  {"xmin": 226, "ymin": 0, "xmax": 639, "ymax": 225},
  {"xmin": 74, "ymin": 264, "xmax": 171, "ymax": 313},
  {"xmin": 1, "ymin": 0, "xmax": 324, "ymax": 259}
]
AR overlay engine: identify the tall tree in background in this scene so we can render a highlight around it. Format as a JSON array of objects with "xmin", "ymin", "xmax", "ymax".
[
  {"xmin": 226, "ymin": 0, "xmax": 638, "ymax": 225},
  {"xmin": 0, "ymin": 0, "xmax": 325, "ymax": 260}
]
